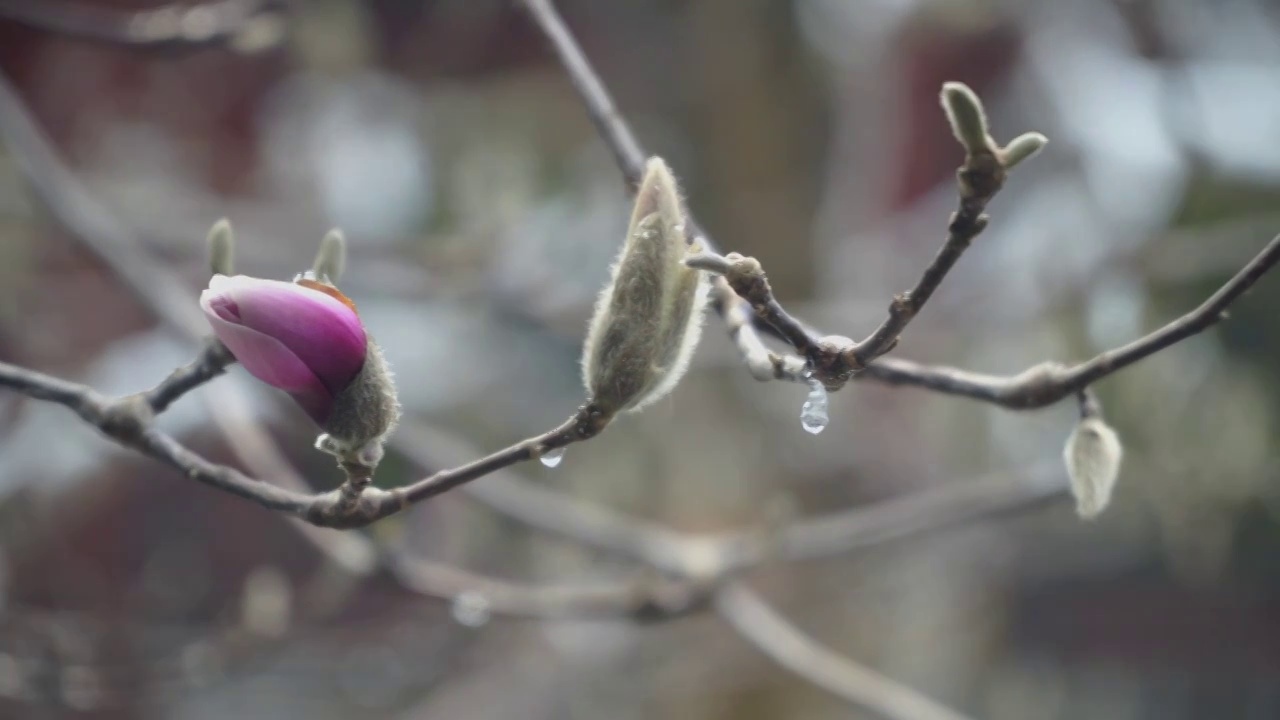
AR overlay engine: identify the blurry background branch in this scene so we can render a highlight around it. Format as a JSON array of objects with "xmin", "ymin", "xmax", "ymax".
[
  {"xmin": 0, "ymin": 0, "xmax": 288, "ymax": 53},
  {"xmin": 716, "ymin": 582, "xmax": 977, "ymax": 720}
]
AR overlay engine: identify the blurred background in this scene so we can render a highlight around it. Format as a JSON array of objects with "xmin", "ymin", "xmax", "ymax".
[{"xmin": 1, "ymin": 0, "xmax": 1279, "ymax": 718}]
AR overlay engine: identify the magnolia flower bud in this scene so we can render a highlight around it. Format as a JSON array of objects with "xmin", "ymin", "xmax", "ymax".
[
  {"xmin": 200, "ymin": 273, "xmax": 399, "ymax": 465},
  {"xmin": 581, "ymin": 157, "xmax": 709, "ymax": 419},
  {"xmin": 1063, "ymin": 417, "xmax": 1123, "ymax": 520}
]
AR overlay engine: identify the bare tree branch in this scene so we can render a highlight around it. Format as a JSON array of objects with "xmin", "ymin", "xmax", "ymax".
[
  {"xmin": 0, "ymin": 360, "xmax": 312, "ymax": 512},
  {"xmin": 0, "ymin": 359, "xmax": 607, "ymax": 528},
  {"xmin": 518, "ymin": 0, "xmax": 1280, "ymax": 404},
  {"xmin": 858, "ymin": 230, "xmax": 1280, "ymax": 406},
  {"xmin": 715, "ymin": 582, "xmax": 977, "ymax": 720},
  {"xmin": 710, "ymin": 279, "xmax": 808, "ymax": 383},
  {"xmin": 0, "ymin": 0, "xmax": 287, "ymax": 52}
]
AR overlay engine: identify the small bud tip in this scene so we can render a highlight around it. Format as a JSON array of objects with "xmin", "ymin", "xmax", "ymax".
[
  {"xmin": 207, "ymin": 218, "xmax": 235, "ymax": 276},
  {"xmin": 313, "ymin": 229, "xmax": 347, "ymax": 283}
]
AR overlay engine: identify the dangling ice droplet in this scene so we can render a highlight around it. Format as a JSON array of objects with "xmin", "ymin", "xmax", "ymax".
[
  {"xmin": 540, "ymin": 447, "xmax": 566, "ymax": 468},
  {"xmin": 799, "ymin": 379, "xmax": 829, "ymax": 435},
  {"xmin": 451, "ymin": 591, "xmax": 491, "ymax": 628}
]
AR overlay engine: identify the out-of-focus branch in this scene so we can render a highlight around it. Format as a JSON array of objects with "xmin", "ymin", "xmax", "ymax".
[
  {"xmin": 384, "ymin": 550, "xmax": 702, "ymax": 621},
  {"xmin": 715, "ymin": 582, "xmax": 976, "ymax": 720},
  {"xmin": 0, "ymin": 0, "xmax": 288, "ymax": 53},
  {"xmin": 398, "ymin": 419, "xmax": 1066, "ymax": 577}
]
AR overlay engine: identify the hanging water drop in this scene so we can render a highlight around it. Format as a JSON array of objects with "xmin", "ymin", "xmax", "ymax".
[
  {"xmin": 799, "ymin": 379, "xmax": 829, "ymax": 435},
  {"xmin": 451, "ymin": 591, "xmax": 492, "ymax": 628},
  {"xmin": 540, "ymin": 447, "xmax": 566, "ymax": 468}
]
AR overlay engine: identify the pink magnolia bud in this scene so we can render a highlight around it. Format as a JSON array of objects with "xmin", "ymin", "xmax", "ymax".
[{"xmin": 200, "ymin": 274, "xmax": 367, "ymax": 425}]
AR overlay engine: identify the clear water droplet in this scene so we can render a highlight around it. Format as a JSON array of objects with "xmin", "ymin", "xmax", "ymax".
[
  {"xmin": 540, "ymin": 447, "xmax": 566, "ymax": 468},
  {"xmin": 451, "ymin": 591, "xmax": 491, "ymax": 628},
  {"xmin": 800, "ymin": 379, "xmax": 829, "ymax": 435}
]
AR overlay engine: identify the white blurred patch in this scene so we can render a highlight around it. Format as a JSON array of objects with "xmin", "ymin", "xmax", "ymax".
[
  {"xmin": 1180, "ymin": 62, "xmax": 1280, "ymax": 181},
  {"xmin": 1028, "ymin": 29, "xmax": 1187, "ymax": 234},
  {"xmin": 1085, "ymin": 271, "xmax": 1146, "ymax": 351},
  {"xmin": 259, "ymin": 72, "xmax": 433, "ymax": 243}
]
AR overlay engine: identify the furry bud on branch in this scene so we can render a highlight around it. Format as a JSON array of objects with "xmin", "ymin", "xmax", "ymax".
[
  {"xmin": 1000, "ymin": 132, "xmax": 1048, "ymax": 170},
  {"xmin": 581, "ymin": 157, "xmax": 709, "ymax": 421},
  {"xmin": 1063, "ymin": 417, "xmax": 1123, "ymax": 520},
  {"xmin": 940, "ymin": 82, "xmax": 996, "ymax": 156}
]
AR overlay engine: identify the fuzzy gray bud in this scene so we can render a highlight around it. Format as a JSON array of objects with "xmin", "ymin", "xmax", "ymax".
[
  {"xmin": 940, "ymin": 82, "xmax": 995, "ymax": 156},
  {"xmin": 313, "ymin": 229, "xmax": 347, "ymax": 284},
  {"xmin": 208, "ymin": 218, "xmax": 235, "ymax": 276},
  {"xmin": 315, "ymin": 340, "xmax": 400, "ymax": 469},
  {"xmin": 1063, "ymin": 417, "xmax": 1123, "ymax": 520},
  {"xmin": 1000, "ymin": 132, "xmax": 1048, "ymax": 170},
  {"xmin": 581, "ymin": 157, "xmax": 709, "ymax": 420}
]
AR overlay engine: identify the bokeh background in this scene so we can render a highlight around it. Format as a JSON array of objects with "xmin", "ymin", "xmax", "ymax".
[{"xmin": 1, "ymin": 0, "xmax": 1279, "ymax": 718}]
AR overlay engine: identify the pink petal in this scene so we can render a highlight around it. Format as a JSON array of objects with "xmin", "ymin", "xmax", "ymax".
[
  {"xmin": 202, "ymin": 308, "xmax": 334, "ymax": 424},
  {"xmin": 202, "ymin": 275, "xmax": 367, "ymax": 397}
]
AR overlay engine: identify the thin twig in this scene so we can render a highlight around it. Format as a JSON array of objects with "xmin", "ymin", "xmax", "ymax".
[
  {"xmin": 715, "ymin": 582, "xmax": 977, "ymax": 720},
  {"xmin": 844, "ymin": 158, "xmax": 999, "ymax": 368},
  {"xmin": 711, "ymin": 278, "xmax": 808, "ymax": 382},
  {"xmin": 858, "ymin": 232, "xmax": 1280, "ymax": 407},
  {"xmin": 144, "ymin": 339, "xmax": 235, "ymax": 413},
  {"xmin": 0, "ymin": 0, "xmax": 287, "ymax": 52},
  {"xmin": 0, "ymin": 360, "xmax": 608, "ymax": 528}
]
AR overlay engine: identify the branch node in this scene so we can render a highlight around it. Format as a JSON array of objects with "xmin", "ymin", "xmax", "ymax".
[
  {"xmin": 573, "ymin": 402, "xmax": 612, "ymax": 439},
  {"xmin": 92, "ymin": 393, "xmax": 155, "ymax": 446},
  {"xmin": 956, "ymin": 152, "xmax": 1005, "ymax": 203}
]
